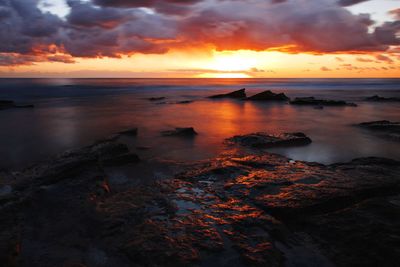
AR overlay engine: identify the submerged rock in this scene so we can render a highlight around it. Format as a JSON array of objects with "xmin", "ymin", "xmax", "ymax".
[
  {"xmin": 358, "ymin": 120, "xmax": 400, "ymax": 140},
  {"xmin": 161, "ymin": 127, "xmax": 198, "ymax": 137},
  {"xmin": 176, "ymin": 100, "xmax": 194, "ymax": 104},
  {"xmin": 246, "ymin": 91, "xmax": 289, "ymax": 101},
  {"xmin": 365, "ymin": 95, "xmax": 400, "ymax": 102},
  {"xmin": 208, "ymin": 88, "xmax": 246, "ymax": 99},
  {"xmin": 148, "ymin": 97, "xmax": 166, "ymax": 101},
  {"xmin": 0, "ymin": 100, "xmax": 34, "ymax": 110},
  {"xmin": 290, "ymin": 97, "xmax": 357, "ymax": 107},
  {"xmin": 226, "ymin": 132, "xmax": 312, "ymax": 148},
  {"xmin": 118, "ymin": 128, "xmax": 138, "ymax": 136}
]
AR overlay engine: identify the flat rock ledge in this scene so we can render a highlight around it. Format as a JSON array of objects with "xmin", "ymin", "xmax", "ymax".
[
  {"xmin": 358, "ymin": 120, "xmax": 400, "ymax": 140},
  {"xmin": 226, "ymin": 132, "xmax": 312, "ymax": 148},
  {"xmin": 365, "ymin": 95, "xmax": 400, "ymax": 102},
  {"xmin": 290, "ymin": 97, "xmax": 357, "ymax": 107},
  {"xmin": 0, "ymin": 100, "xmax": 34, "ymax": 110},
  {"xmin": 161, "ymin": 127, "xmax": 198, "ymax": 137},
  {"xmin": 1, "ymin": 139, "xmax": 399, "ymax": 267}
]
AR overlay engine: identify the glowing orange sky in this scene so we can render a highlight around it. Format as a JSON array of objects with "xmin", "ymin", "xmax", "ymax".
[{"xmin": 0, "ymin": 0, "xmax": 399, "ymax": 78}]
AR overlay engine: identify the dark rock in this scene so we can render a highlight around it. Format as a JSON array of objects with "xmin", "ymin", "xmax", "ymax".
[
  {"xmin": 290, "ymin": 97, "xmax": 357, "ymax": 107},
  {"xmin": 358, "ymin": 120, "xmax": 400, "ymax": 132},
  {"xmin": 148, "ymin": 97, "xmax": 166, "ymax": 101},
  {"xmin": 365, "ymin": 95, "xmax": 400, "ymax": 102},
  {"xmin": 2, "ymin": 135, "xmax": 400, "ymax": 267},
  {"xmin": 118, "ymin": 128, "xmax": 138, "ymax": 136},
  {"xmin": 176, "ymin": 100, "xmax": 194, "ymax": 104},
  {"xmin": 161, "ymin": 127, "xmax": 198, "ymax": 137},
  {"xmin": 0, "ymin": 100, "xmax": 34, "ymax": 110},
  {"xmin": 101, "ymin": 153, "xmax": 140, "ymax": 166},
  {"xmin": 357, "ymin": 120, "xmax": 400, "ymax": 140},
  {"xmin": 226, "ymin": 132, "xmax": 312, "ymax": 148},
  {"xmin": 208, "ymin": 88, "xmax": 246, "ymax": 99},
  {"xmin": 246, "ymin": 90, "xmax": 289, "ymax": 101}
]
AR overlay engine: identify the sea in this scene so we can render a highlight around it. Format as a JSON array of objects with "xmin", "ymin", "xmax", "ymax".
[{"xmin": 0, "ymin": 78, "xmax": 399, "ymax": 170}]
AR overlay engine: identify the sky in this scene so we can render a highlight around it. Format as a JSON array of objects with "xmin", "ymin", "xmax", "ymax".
[{"xmin": 0, "ymin": 0, "xmax": 399, "ymax": 78}]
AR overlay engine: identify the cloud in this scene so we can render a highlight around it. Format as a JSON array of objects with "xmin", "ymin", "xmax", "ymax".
[
  {"xmin": 356, "ymin": 57, "xmax": 374, "ymax": 62},
  {"xmin": 337, "ymin": 0, "xmax": 370, "ymax": 7},
  {"xmin": 375, "ymin": 54, "xmax": 394, "ymax": 63},
  {"xmin": 0, "ymin": 0, "xmax": 399, "ymax": 66},
  {"xmin": 321, "ymin": 66, "xmax": 332, "ymax": 71}
]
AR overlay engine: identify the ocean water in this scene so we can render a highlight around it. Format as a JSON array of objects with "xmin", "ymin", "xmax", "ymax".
[{"xmin": 0, "ymin": 78, "xmax": 399, "ymax": 170}]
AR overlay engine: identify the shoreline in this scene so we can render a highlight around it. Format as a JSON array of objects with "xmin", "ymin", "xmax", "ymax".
[{"xmin": 1, "ymin": 134, "xmax": 399, "ymax": 267}]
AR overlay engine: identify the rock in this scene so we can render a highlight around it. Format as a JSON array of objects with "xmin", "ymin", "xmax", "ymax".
[
  {"xmin": 246, "ymin": 90, "xmax": 289, "ymax": 101},
  {"xmin": 365, "ymin": 95, "xmax": 400, "ymax": 102},
  {"xmin": 208, "ymin": 88, "xmax": 246, "ymax": 99},
  {"xmin": 148, "ymin": 97, "xmax": 166, "ymax": 101},
  {"xmin": 176, "ymin": 100, "xmax": 194, "ymax": 104},
  {"xmin": 357, "ymin": 120, "xmax": 400, "ymax": 140},
  {"xmin": 358, "ymin": 120, "xmax": 400, "ymax": 132},
  {"xmin": 0, "ymin": 100, "xmax": 34, "ymax": 110},
  {"xmin": 226, "ymin": 132, "xmax": 312, "ymax": 148},
  {"xmin": 0, "ymin": 185, "xmax": 12, "ymax": 198},
  {"xmin": 161, "ymin": 127, "xmax": 198, "ymax": 137},
  {"xmin": 290, "ymin": 97, "xmax": 357, "ymax": 107},
  {"xmin": 0, "ymin": 100, "xmax": 15, "ymax": 110},
  {"xmin": 1, "ymin": 136, "xmax": 400, "ymax": 267},
  {"xmin": 101, "ymin": 153, "xmax": 140, "ymax": 166},
  {"xmin": 314, "ymin": 105, "xmax": 324, "ymax": 110},
  {"xmin": 118, "ymin": 128, "xmax": 138, "ymax": 136}
]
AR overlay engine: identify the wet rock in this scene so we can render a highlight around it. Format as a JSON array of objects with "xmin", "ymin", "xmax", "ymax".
[
  {"xmin": 118, "ymin": 128, "xmax": 138, "ymax": 136},
  {"xmin": 176, "ymin": 100, "xmax": 194, "ymax": 104},
  {"xmin": 358, "ymin": 120, "xmax": 400, "ymax": 140},
  {"xmin": 2, "ymin": 135, "xmax": 400, "ymax": 267},
  {"xmin": 208, "ymin": 88, "xmax": 246, "ymax": 99},
  {"xmin": 365, "ymin": 95, "xmax": 400, "ymax": 102},
  {"xmin": 0, "ymin": 100, "xmax": 34, "ymax": 110},
  {"xmin": 358, "ymin": 120, "xmax": 400, "ymax": 132},
  {"xmin": 161, "ymin": 127, "xmax": 198, "ymax": 137},
  {"xmin": 246, "ymin": 91, "xmax": 289, "ymax": 101},
  {"xmin": 290, "ymin": 97, "xmax": 357, "ymax": 107},
  {"xmin": 226, "ymin": 132, "xmax": 312, "ymax": 148},
  {"xmin": 148, "ymin": 97, "xmax": 166, "ymax": 101},
  {"xmin": 0, "ymin": 185, "xmax": 12, "ymax": 199},
  {"xmin": 101, "ymin": 153, "xmax": 140, "ymax": 166}
]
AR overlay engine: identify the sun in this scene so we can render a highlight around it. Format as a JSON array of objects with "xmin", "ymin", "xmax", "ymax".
[
  {"xmin": 207, "ymin": 51, "xmax": 258, "ymax": 72},
  {"xmin": 198, "ymin": 73, "xmax": 250, "ymax": 78}
]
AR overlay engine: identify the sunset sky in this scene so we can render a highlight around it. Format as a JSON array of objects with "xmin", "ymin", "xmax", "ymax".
[{"xmin": 0, "ymin": 0, "xmax": 399, "ymax": 78}]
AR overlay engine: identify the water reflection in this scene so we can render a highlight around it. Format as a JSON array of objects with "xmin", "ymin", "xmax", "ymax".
[{"xmin": 0, "ymin": 78, "xmax": 399, "ymax": 169}]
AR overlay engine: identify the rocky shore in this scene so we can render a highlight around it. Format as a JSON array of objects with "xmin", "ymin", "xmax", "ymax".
[{"xmin": 1, "ymin": 132, "xmax": 399, "ymax": 267}]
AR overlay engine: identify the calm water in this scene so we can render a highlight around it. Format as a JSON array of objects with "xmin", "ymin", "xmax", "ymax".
[{"xmin": 0, "ymin": 78, "xmax": 399, "ymax": 170}]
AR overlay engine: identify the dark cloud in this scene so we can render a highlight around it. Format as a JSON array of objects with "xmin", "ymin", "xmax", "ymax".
[
  {"xmin": 0, "ymin": 0, "xmax": 398, "ymax": 66},
  {"xmin": 337, "ymin": 0, "xmax": 370, "ymax": 7}
]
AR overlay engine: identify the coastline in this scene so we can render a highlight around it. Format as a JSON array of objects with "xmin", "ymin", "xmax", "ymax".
[{"xmin": 1, "ymin": 132, "xmax": 399, "ymax": 267}]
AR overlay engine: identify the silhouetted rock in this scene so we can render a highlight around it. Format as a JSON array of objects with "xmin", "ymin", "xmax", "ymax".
[
  {"xmin": 176, "ymin": 100, "xmax": 194, "ymax": 104},
  {"xmin": 365, "ymin": 95, "xmax": 400, "ymax": 102},
  {"xmin": 118, "ymin": 128, "xmax": 138, "ymax": 136},
  {"xmin": 246, "ymin": 90, "xmax": 289, "ymax": 101},
  {"xmin": 358, "ymin": 120, "xmax": 400, "ymax": 132},
  {"xmin": 226, "ymin": 132, "xmax": 312, "ymax": 148},
  {"xmin": 161, "ymin": 127, "xmax": 197, "ymax": 137},
  {"xmin": 148, "ymin": 97, "xmax": 166, "ymax": 101},
  {"xmin": 0, "ymin": 100, "xmax": 34, "ymax": 110},
  {"xmin": 208, "ymin": 88, "xmax": 246, "ymax": 99},
  {"xmin": 290, "ymin": 97, "xmax": 357, "ymax": 107}
]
